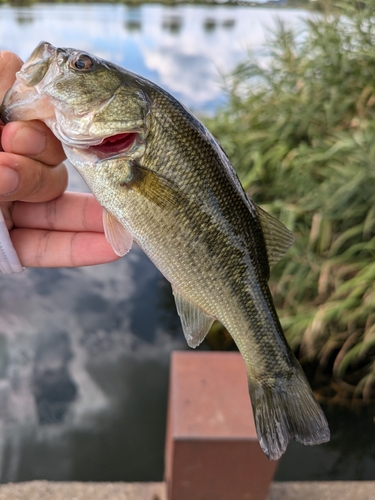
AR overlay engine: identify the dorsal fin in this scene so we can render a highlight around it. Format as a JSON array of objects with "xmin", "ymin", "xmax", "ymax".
[
  {"xmin": 255, "ymin": 205, "xmax": 294, "ymax": 268},
  {"xmin": 172, "ymin": 286, "xmax": 215, "ymax": 348}
]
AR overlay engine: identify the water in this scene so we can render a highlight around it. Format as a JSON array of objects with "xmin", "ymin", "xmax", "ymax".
[
  {"xmin": 0, "ymin": 3, "xmax": 311, "ymax": 113},
  {"xmin": 0, "ymin": 1, "xmax": 374, "ymax": 484}
]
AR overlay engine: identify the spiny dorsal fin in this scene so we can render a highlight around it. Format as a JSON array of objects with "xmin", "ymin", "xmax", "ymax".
[
  {"xmin": 255, "ymin": 204, "xmax": 294, "ymax": 268},
  {"xmin": 172, "ymin": 286, "xmax": 215, "ymax": 348},
  {"xmin": 102, "ymin": 208, "xmax": 133, "ymax": 256}
]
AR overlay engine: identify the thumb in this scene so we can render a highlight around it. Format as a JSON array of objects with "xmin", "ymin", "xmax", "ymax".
[{"xmin": 0, "ymin": 52, "xmax": 23, "ymax": 104}]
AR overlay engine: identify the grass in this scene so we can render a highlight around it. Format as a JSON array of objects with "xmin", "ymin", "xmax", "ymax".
[{"xmin": 204, "ymin": 0, "xmax": 375, "ymax": 404}]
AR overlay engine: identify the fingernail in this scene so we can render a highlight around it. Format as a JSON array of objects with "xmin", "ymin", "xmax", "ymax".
[
  {"xmin": 0, "ymin": 167, "xmax": 19, "ymax": 195},
  {"xmin": 12, "ymin": 126, "xmax": 46, "ymax": 156}
]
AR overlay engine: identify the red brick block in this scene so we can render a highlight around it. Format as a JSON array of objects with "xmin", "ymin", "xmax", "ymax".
[{"xmin": 165, "ymin": 351, "xmax": 278, "ymax": 500}]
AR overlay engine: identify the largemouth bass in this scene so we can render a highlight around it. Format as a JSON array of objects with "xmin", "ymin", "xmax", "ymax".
[{"xmin": 0, "ymin": 42, "xmax": 330, "ymax": 460}]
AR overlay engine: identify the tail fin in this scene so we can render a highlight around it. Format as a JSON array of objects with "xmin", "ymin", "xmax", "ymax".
[{"xmin": 248, "ymin": 364, "xmax": 330, "ymax": 461}]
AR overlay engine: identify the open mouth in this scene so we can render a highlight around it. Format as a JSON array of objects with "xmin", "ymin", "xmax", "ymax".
[{"xmin": 90, "ymin": 132, "xmax": 138, "ymax": 157}]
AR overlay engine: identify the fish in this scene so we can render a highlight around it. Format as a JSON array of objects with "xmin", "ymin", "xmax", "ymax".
[{"xmin": 0, "ymin": 41, "xmax": 330, "ymax": 460}]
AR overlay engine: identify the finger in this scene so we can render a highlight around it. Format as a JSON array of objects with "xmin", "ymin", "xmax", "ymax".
[
  {"xmin": 0, "ymin": 51, "xmax": 23, "ymax": 102},
  {"xmin": 1, "ymin": 121, "xmax": 66, "ymax": 166},
  {"xmin": 12, "ymin": 193, "xmax": 104, "ymax": 232},
  {"xmin": 0, "ymin": 152, "xmax": 68, "ymax": 202},
  {"xmin": 0, "ymin": 201, "xmax": 13, "ymax": 230},
  {"xmin": 0, "ymin": 124, "xmax": 4, "ymax": 152},
  {"xmin": 11, "ymin": 228, "xmax": 119, "ymax": 267}
]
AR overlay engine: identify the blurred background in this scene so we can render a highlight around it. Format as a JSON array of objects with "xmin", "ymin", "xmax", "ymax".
[{"xmin": 0, "ymin": 0, "xmax": 374, "ymax": 484}]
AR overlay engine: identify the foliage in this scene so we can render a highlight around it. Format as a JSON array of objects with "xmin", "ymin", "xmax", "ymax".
[{"xmin": 204, "ymin": 0, "xmax": 375, "ymax": 403}]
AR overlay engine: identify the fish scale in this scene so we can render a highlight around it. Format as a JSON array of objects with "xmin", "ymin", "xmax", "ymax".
[{"xmin": 0, "ymin": 41, "xmax": 330, "ymax": 460}]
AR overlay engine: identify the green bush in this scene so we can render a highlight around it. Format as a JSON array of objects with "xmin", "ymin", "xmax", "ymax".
[{"xmin": 205, "ymin": 1, "xmax": 375, "ymax": 403}]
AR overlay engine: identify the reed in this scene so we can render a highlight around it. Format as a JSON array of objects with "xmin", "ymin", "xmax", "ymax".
[{"xmin": 205, "ymin": 0, "xmax": 375, "ymax": 403}]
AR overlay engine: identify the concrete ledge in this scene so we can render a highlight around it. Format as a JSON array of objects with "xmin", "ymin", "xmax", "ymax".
[
  {"xmin": 0, "ymin": 481, "xmax": 374, "ymax": 500},
  {"xmin": 268, "ymin": 481, "xmax": 375, "ymax": 500},
  {"xmin": 0, "ymin": 481, "xmax": 167, "ymax": 500}
]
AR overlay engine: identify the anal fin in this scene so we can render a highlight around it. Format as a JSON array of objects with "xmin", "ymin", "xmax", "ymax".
[{"xmin": 172, "ymin": 287, "xmax": 215, "ymax": 348}]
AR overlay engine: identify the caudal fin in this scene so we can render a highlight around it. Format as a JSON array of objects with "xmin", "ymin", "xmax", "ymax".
[{"xmin": 248, "ymin": 365, "xmax": 330, "ymax": 461}]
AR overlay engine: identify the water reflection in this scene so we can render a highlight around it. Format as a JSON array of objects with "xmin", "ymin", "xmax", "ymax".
[
  {"xmin": 222, "ymin": 18, "xmax": 236, "ymax": 29},
  {"xmin": 33, "ymin": 331, "xmax": 77, "ymax": 425},
  {"xmin": 0, "ymin": 3, "xmax": 311, "ymax": 113},
  {"xmin": 124, "ymin": 7, "xmax": 141, "ymax": 32},
  {"xmin": 275, "ymin": 404, "xmax": 375, "ymax": 481},
  {"xmin": 162, "ymin": 14, "xmax": 183, "ymax": 34},
  {"xmin": 203, "ymin": 18, "xmax": 217, "ymax": 32},
  {"xmin": 14, "ymin": 12, "xmax": 34, "ymax": 24},
  {"xmin": 0, "ymin": 248, "xmax": 184, "ymax": 481}
]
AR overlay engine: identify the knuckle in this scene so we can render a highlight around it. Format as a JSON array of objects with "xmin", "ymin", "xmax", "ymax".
[
  {"xmin": 24, "ymin": 161, "xmax": 67, "ymax": 202},
  {"xmin": 35, "ymin": 230, "xmax": 50, "ymax": 267},
  {"xmin": 27, "ymin": 164, "xmax": 45, "ymax": 199}
]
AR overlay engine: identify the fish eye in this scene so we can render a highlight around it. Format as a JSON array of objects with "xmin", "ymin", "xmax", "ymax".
[{"xmin": 71, "ymin": 54, "xmax": 94, "ymax": 71}]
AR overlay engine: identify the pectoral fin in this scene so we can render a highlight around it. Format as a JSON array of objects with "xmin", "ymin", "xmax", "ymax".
[
  {"xmin": 255, "ymin": 204, "xmax": 294, "ymax": 268},
  {"xmin": 124, "ymin": 161, "xmax": 182, "ymax": 210},
  {"xmin": 172, "ymin": 286, "xmax": 215, "ymax": 348},
  {"xmin": 102, "ymin": 208, "xmax": 133, "ymax": 256}
]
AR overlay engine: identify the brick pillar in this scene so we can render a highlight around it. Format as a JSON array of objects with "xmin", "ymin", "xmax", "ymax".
[{"xmin": 165, "ymin": 351, "xmax": 278, "ymax": 500}]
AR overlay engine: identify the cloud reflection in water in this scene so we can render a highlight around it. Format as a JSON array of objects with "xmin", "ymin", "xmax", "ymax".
[{"xmin": 0, "ymin": 4, "xmax": 310, "ymax": 113}]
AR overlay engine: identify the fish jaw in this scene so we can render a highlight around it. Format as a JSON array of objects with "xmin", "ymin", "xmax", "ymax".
[{"xmin": 17, "ymin": 40, "xmax": 55, "ymax": 87}]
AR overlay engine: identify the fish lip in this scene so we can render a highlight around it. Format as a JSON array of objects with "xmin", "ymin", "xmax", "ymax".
[
  {"xmin": 54, "ymin": 127, "xmax": 144, "ymax": 149},
  {"xmin": 17, "ymin": 41, "xmax": 56, "ymax": 87},
  {"xmin": 0, "ymin": 87, "xmax": 22, "ymax": 124},
  {"xmin": 0, "ymin": 41, "xmax": 58, "ymax": 124}
]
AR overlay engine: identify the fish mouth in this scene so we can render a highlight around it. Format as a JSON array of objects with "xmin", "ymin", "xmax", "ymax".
[{"xmin": 88, "ymin": 132, "xmax": 141, "ymax": 160}]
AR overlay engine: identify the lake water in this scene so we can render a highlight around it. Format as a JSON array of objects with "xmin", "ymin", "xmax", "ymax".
[
  {"xmin": 0, "ymin": 1, "xmax": 374, "ymax": 484},
  {"xmin": 0, "ymin": 2, "xmax": 311, "ymax": 113}
]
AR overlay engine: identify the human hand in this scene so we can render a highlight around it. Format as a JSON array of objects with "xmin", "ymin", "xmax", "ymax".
[
  {"xmin": 0, "ymin": 51, "xmax": 119, "ymax": 269},
  {"xmin": 10, "ymin": 192, "xmax": 121, "ymax": 267}
]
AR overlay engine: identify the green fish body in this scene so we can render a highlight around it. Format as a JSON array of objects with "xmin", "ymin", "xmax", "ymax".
[{"xmin": 1, "ymin": 42, "xmax": 330, "ymax": 460}]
